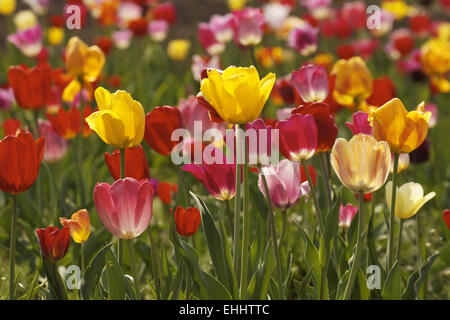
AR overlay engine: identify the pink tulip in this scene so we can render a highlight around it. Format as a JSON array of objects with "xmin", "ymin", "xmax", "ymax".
[
  {"xmin": 258, "ymin": 159, "xmax": 310, "ymax": 210},
  {"xmin": 288, "ymin": 23, "xmax": 318, "ymax": 56},
  {"xmin": 112, "ymin": 30, "xmax": 132, "ymax": 50},
  {"xmin": 191, "ymin": 55, "xmax": 221, "ymax": 82},
  {"xmin": 291, "ymin": 64, "xmax": 328, "ymax": 103},
  {"xmin": 276, "ymin": 108, "xmax": 293, "ymax": 121},
  {"xmin": 182, "ymin": 147, "xmax": 238, "ymax": 201},
  {"xmin": 38, "ymin": 119, "xmax": 68, "ymax": 163},
  {"xmin": 209, "ymin": 14, "xmax": 234, "ymax": 43},
  {"xmin": 148, "ymin": 20, "xmax": 169, "ymax": 42},
  {"xmin": 94, "ymin": 178, "xmax": 154, "ymax": 239},
  {"xmin": 0, "ymin": 86, "xmax": 15, "ymax": 110},
  {"xmin": 276, "ymin": 114, "xmax": 317, "ymax": 161},
  {"xmin": 301, "ymin": 0, "xmax": 332, "ymax": 20},
  {"xmin": 245, "ymin": 119, "xmax": 277, "ymax": 166},
  {"xmin": 425, "ymin": 103, "xmax": 437, "ymax": 128},
  {"xmin": 339, "ymin": 204, "xmax": 358, "ymax": 228},
  {"xmin": 7, "ymin": 24, "xmax": 43, "ymax": 58},
  {"xmin": 231, "ymin": 7, "xmax": 264, "ymax": 46},
  {"xmin": 116, "ymin": 1, "xmax": 142, "ymax": 29},
  {"xmin": 345, "ymin": 111, "xmax": 372, "ymax": 135},
  {"xmin": 198, "ymin": 22, "xmax": 225, "ymax": 56}
]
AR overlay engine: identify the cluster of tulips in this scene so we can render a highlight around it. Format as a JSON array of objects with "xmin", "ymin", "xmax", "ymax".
[{"xmin": 0, "ymin": 0, "xmax": 449, "ymax": 300}]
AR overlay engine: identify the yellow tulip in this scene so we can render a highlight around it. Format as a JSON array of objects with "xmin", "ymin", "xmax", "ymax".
[
  {"xmin": 48, "ymin": 27, "xmax": 65, "ymax": 46},
  {"xmin": 65, "ymin": 37, "xmax": 105, "ymax": 83},
  {"xmin": 421, "ymin": 38, "xmax": 450, "ymax": 93},
  {"xmin": 200, "ymin": 66, "xmax": 276, "ymax": 124},
  {"xmin": 167, "ymin": 39, "xmax": 191, "ymax": 61},
  {"xmin": 228, "ymin": 0, "xmax": 246, "ymax": 11},
  {"xmin": 14, "ymin": 10, "xmax": 37, "ymax": 30},
  {"xmin": 331, "ymin": 56, "xmax": 373, "ymax": 109},
  {"xmin": 382, "ymin": 0, "xmax": 410, "ymax": 20},
  {"xmin": 60, "ymin": 209, "xmax": 91, "ymax": 243},
  {"xmin": 330, "ymin": 134, "xmax": 391, "ymax": 193},
  {"xmin": 0, "ymin": 0, "xmax": 15, "ymax": 15},
  {"xmin": 86, "ymin": 87, "xmax": 145, "ymax": 149},
  {"xmin": 372, "ymin": 98, "xmax": 431, "ymax": 154},
  {"xmin": 385, "ymin": 182, "xmax": 435, "ymax": 219},
  {"xmin": 390, "ymin": 153, "xmax": 409, "ymax": 174}
]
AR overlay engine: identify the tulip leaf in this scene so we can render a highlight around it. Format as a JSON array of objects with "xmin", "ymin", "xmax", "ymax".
[
  {"xmin": 106, "ymin": 250, "xmax": 127, "ymax": 300},
  {"xmin": 335, "ymin": 269, "xmax": 350, "ymax": 300},
  {"xmin": 382, "ymin": 260, "xmax": 401, "ymax": 300},
  {"xmin": 319, "ymin": 190, "xmax": 341, "ymax": 268},
  {"xmin": 42, "ymin": 257, "xmax": 68, "ymax": 300},
  {"xmin": 357, "ymin": 269, "xmax": 371, "ymax": 300},
  {"xmin": 247, "ymin": 242, "xmax": 276, "ymax": 299},
  {"xmin": 81, "ymin": 242, "xmax": 113, "ymax": 300},
  {"xmin": 294, "ymin": 267, "xmax": 314, "ymax": 300},
  {"xmin": 402, "ymin": 253, "xmax": 439, "ymax": 300}
]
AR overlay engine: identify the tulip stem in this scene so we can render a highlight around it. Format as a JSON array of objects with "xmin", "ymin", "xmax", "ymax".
[
  {"xmin": 319, "ymin": 153, "xmax": 333, "ymax": 210},
  {"xmin": 232, "ymin": 125, "xmax": 242, "ymax": 284},
  {"xmin": 225, "ymin": 199, "xmax": 234, "ymax": 240},
  {"xmin": 239, "ymin": 133, "xmax": 249, "ymax": 299},
  {"xmin": 127, "ymin": 239, "xmax": 140, "ymax": 299},
  {"xmin": 148, "ymin": 228, "xmax": 163, "ymax": 299},
  {"xmin": 33, "ymin": 111, "xmax": 43, "ymax": 221},
  {"xmin": 9, "ymin": 194, "xmax": 17, "ymax": 300},
  {"xmin": 259, "ymin": 165, "xmax": 285, "ymax": 300},
  {"xmin": 416, "ymin": 212, "xmax": 426, "ymax": 299},
  {"xmin": 387, "ymin": 154, "xmax": 399, "ymax": 271},
  {"xmin": 120, "ymin": 148, "xmax": 126, "ymax": 179},
  {"xmin": 343, "ymin": 190, "xmax": 366, "ymax": 300},
  {"xmin": 301, "ymin": 160, "xmax": 324, "ymax": 234},
  {"xmin": 396, "ymin": 219, "xmax": 404, "ymax": 263},
  {"xmin": 80, "ymin": 242, "xmax": 85, "ymax": 275}
]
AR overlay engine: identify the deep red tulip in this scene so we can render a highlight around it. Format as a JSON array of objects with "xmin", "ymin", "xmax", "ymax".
[
  {"xmin": 409, "ymin": 14, "xmax": 430, "ymax": 35},
  {"xmin": 337, "ymin": 44, "xmax": 355, "ymax": 59},
  {"xmin": 354, "ymin": 192, "xmax": 373, "ymax": 202},
  {"xmin": 300, "ymin": 164, "xmax": 317, "ymax": 186},
  {"xmin": 45, "ymin": 106, "xmax": 81, "ymax": 139},
  {"xmin": 144, "ymin": 106, "xmax": 183, "ymax": 156},
  {"xmin": 174, "ymin": 206, "xmax": 202, "ymax": 237},
  {"xmin": 291, "ymin": 102, "xmax": 338, "ymax": 152},
  {"xmin": 0, "ymin": 131, "xmax": 45, "ymax": 194},
  {"xmin": 153, "ymin": 2, "xmax": 177, "ymax": 25},
  {"xmin": 367, "ymin": 76, "xmax": 397, "ymax": 107},
  {"xmin": 7, "ymin": 63, "xmax": 52, "ymax": 110},
  {"xmin": 3, "ymin": 118, "xmax": 22, "ymax": 136},
  {"xmin": 96, "ymin": 36, "xmax": 113, "ymax": 55},
  {"xmin": 36, "ymin": 226, "xmax": 70, "ymax": 262},
  {"xmin": 443, "ymin": 209, "xmax": 450, "ymax": 230},
  {"xmin": 104, "ymin": 145, "xmax": 150, "ymax": 181},
  {"xmin": 157, "ymin": 182, "xmax": 178, "ymax": 205},
  {"xmin": 128, "ymin": 17, "xmax": 148, "ymax": 37}
]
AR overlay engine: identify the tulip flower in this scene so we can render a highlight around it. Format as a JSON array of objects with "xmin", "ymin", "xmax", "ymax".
[
  {"xmin": 0, "ymin": 131, "xmax": 45, "ymax": 194},
  {"xmin": 45, "ymin": 106, "xmax": 81, "ymax": 140},
  {"xmin": 167, "ymin": 39, "xmax": 191, "ymax": 61},
  {"xmin": 443, "ymin": 210, "xmax": 450, "ymax": 230},
  {"xmin": 245, "ymin": 118, "xmax": 277, "ymax": 166},
  {"xmin": 13, "ymin": 10, "xmax": 37, "ymax": 30},
  {"xmin": 157, "ymin": 182, "xmax": 178, "ymax": 205},
  {"xmin": 86, "ymin": 87, "xmax": 145, "ymax": 149},
  {"xmin": 94, "ymin": 178, "xmax": 154, "ymax": 239},
  {"xmin": 112, "ymin": 30, "xmax": 133, "ymax": 50},
  {"xmin": 191, "ymin": 55, "xmax": 221, "ymax": 82},
  {"xmin": 198, "ymin": 23, "xmax": 225, "ymax": 56},
  {"xmin": 276, "ymin": 114, "xmax": 317, "ymax": 161},
  {"xmin": 331, "ymin": 56, "xmax": 373, "ymax": 109},
  {"xmin": 153, "ymin": 2, "xmax": 177, "ymax": 25},
  {"xmin": 182, "ymin": 148, "xmax": 238, "ymax": 201},
  {"xmin": 291, "ymin": 64, "xmax": 328, "ymax": 103},
  {"xmin": 390, "ymin": 153, "xmax": 409, "ymax": 174},
  {"xmin": 420, "ymin": 38, "xmax": 450, "ymax": 93},
  {"xmin": 372, "ymin": 98, "xmax": 431, "ymax": 154},
  {"xmin": 148, "ymin": 20, "xmax": 169, "ymax": 42},
  {"xmin": 209, "ymin": 14, "xmax": 234, "ymax": 43},
  {"xmin": 231, "ymin": 7, "xmax": 264, "ymax": 46},
  {"xmin": 144, "ymin": 106, "xmax": 183, "ymax": 156},
  {"xmin": 367, "ymin": 76, "xmax": 397, "ymax": 107},
  {"xmin": 291, "ymin": 103, "xmax": 337, "ymax": 152},
  {"xmin": 330, "ymin": 134, "xmax": 391, "ymax": 194},
  {"xmin": 38, "ymin": 120, "xmax": 68, "ymax": 163},
  {"xmin": 174, "ymin": 206, "xmax": 202, "ymax": 237},
  {"xmin": 346, "ymin": 111, "xmax": 372, "ymax": 136},
  {"xmin": 0, "ymin": 0, "xmax": 16, "ymax": 15},
  {"xmin": 7, "ymin": 24, "xmax": 43, "ymax": 58},
  {"xmin": 258, "ymin": 159, "xmax": 310, "ymax": 210},
  {"xmin": 0, "ymin": 86, "xmax": 14, "ymax": 110},
  {"xmin": 200, "ymin": 66, "xmax": 275, "ymax": 124},
  {"xmin": 425, "ymin": 103, "xmax": 437, "ymax": 128},
  {"xmin": 65, "ymin": 37, "xmax": 104, "ymax": 83},
  {"xmin": 385, "ymin": 182, "xmax": 435, "ymax": 219},
  {"xmin": 36, "ymin": 226, "xmax": 70, "ymax": 262},
  {"xmin": 104, "ymin": 145, "xmax": 150, "ymax": 181},
  {"xmin": 262, "ymin": 3, "xmax": 290, "ymax": 31},
  {"xmin": 301, "ymin": 0, "xmax": 332, "ymax": 20},
  {"xmin": 3, "ymin": 118, "xmax": 22, "ymax": 136},
  {"xmin": 48, "ymin": 26, "xmax": 64, "ymax": 46},
  {"xmin": 128, "ymin": 18, "xmax": 148, "ymax": 37},
  {"xmin": 339, "ymin": 204, "xmax": 358, "ymax": 228},
  {"xmin": 60, "ymin": 209, "xmax": 91, "ymax": 243},
  {"xmin": 116, "ymin": 1, "xmax": 142, "ymax": 29},
  {"xmin": 7, "ymin": 63, "xmax": 51, "ymax": 110},
  {"xmin": 288, "ymin": 23, "xmax": 318, "ymax": 56},
  {"xmin": 23, "ymin": 0, "xmax": 49, "ymax": 15}
]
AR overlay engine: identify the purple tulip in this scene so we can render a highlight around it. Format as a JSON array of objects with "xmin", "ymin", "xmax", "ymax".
[{"xmin": 288, "ymin": 23, "xmax": 318, "ymax": 56}]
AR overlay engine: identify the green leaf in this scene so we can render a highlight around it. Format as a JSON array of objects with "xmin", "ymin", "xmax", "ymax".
[
  {"xmin": 357, "ymin": 269, "xmax": 370, "ymax": 300},
  {"xmin": 294, "ymin": 267, "xmax": 314, "ymax": 300},
  {"xmin": 247, "ymin": 242, "xmax": 276, "ymax": 299},
  {"xmin": 106, "ymin": 250, "xmax": 126, "ymax": 300},
  {"xmin": 319, "ymin": 190, "xmax": 341, "ymax": 268},
  {"xmin": 335, "ymin": 269, "xmax": 350, "ymax": 300},
  {"xmin": 81, "ymin": 242, "xmax": 113, "ymax": 300},
  {"xmin": 382, "ymin": 260, "xmax": 401, "ymax": 300},
  {"xmin": 42, "ymin": 258, "xmax": 68, "ymax": 300},
  {"xmin": 402, "ymin": 253, "xmax": 439, "ymax": 300}
]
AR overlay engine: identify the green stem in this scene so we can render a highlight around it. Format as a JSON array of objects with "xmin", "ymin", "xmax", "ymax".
[
  {"xmin": 239, "ymin": 133, "xmax": 249, "ymax": 299},
  {"xmin": 118, "ymin": 149, "xmax": 126, "ymax": 267},
  {"xmin": 232, "ymin": 124, "xmax": 242, "ymax": 283},
  {"xmin": 80, "ymin": 242, "xmax": 85, "ymax": 275},
  {"xmin": 225, "ymin": 199, "xmax": 234, "ymax": 240},
  {"xmin": 343, "ymin": 190, "xmax": 366, "ymax": 300},
  {"xmin": 301, "ymin": 159, "xmax": 324, "ymax": 234},
  {"xmin": 396, "ymin": 219, "xmax": 404, "ymax": 263},
  {"xmin": 319, "ymin": 153, "xmax": 332, "ymax": 210},
  {"xmin": 259, "ymin": 165, "xmax": 285, "ymax": 300},
  {"xmin": 148, "ymin": 228, "xmax": 163, "ymax": 299},
  {"xmin": 9, "ymin": 194, "xmax": 18, "ymax": 300},
  {"xmin": 33, "ymin": 111, "xmax": 43, "ymax": 220},
  {"xmin": 416, "ymin": 213, "xmax": 426, "ymax": 299},
  {"xmin": 127, "ymin": 239, "xmax": 140, "ymax": 298},
  {"xmin": 280, "ymin": 210, "xmax": 287, "ymax": 247},
  {"xmin": 387, "ymin": 154, "xmax": 399, "ymax": 271}
]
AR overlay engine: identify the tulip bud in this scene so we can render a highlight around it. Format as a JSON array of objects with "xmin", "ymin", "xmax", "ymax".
[
  {"xmin": 60, "ymin": 209, "xmax": 91, "ymax": 243},
  {"xmin": 291, "ymin": 64, "xmax": 328, "ymax": 103},
  {"xmin": 36, "ymin": 226, "xmax": 70, "ymax": 262},
  {"xmin": 174, "ymin": 206, "xmax": 202, "ymax": 237}
]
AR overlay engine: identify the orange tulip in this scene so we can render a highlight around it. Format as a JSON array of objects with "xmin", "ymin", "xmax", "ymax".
[{"xmin": 60, "ymin": 209, "xmax": 91, "ymax": 243}]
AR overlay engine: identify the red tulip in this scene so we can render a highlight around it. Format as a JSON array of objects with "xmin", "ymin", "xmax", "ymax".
[
  {"xmin": 144, "ymin": 106, "xmax": 183, "ymax": 156},
  {"xmin": 3, "ymin": 118, "xmax": 22, "ymax": 136},
  {"xmin": 443, "ymin": 209, "xmax": 450, "ymax": 230},
  {"xmin": 0, "ymin": 132, "xmax": 45, "ymax": 194},
  {"xmin": 174, "ymin": 206, "xmax": 202, "ymax": 237},
  {"xmin": 96, "ymin": 36, "xmax": 113, "ymax": 55},
  {"xmin": 409, "ymin": 14, "xmax": 430, "ymax": 35},
  {"xmin": 300, "ymin": 164, "xmax": 317, "ymax": 186},
  {"xmin": 36, "ymin": 226, "xmax": 70, "ymax": 262},
  {"xmin": 7, "ymin": 63, "xmax": 52, "ymax": 110},
  {"xmin": 153, "ymin": 2, "xmax": 177, "ymax": 25},
  {"xmin": 291, "ymin": 102, "xmax": 337, "ymax": 152},
  {"xmin": 157, "ymin": 182, "xmax": 178, "ymax": 205},
  {"xmin": 128, "ymin": 18, "xmax": 148, "ymax": 37},
  {"xmin": 45, "ymin": 106, "xmax": 81, "ymax": 139},
  {"xmin": 367, "ymin": 76, "xmax": 397, "ymax": 107},
  {"xmin": 82, "ymin": 105, "xmax": 95, "ymax": 137},
  {"xmin": 104, "ymin": 145, "xmax": 150, "ymax": 181}
]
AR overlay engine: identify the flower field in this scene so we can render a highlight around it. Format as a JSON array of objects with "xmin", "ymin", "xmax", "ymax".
[{"xmin": 0, "ymin": 0, "xmax": 449, "ymax": 301}]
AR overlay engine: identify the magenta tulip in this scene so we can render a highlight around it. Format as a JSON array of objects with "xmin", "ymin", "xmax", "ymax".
[
  {"xmin": 276, "ymin": 114, "xmax": 318, "ymax": 161},
  {"xmin": 291, "ymin": 64, "xmax": 329, "ymax": 103},
  {"xmin": 258, "ymin": 159, "xmax": 310, "ymax": 210},
  {"xmin": 288, "ymin": 23, "xmax": 318, "ymax": 56},
  {"xmin": 339, "ymin": 204, "xmax": 358, "ymax": 228},
  {"xmin": 94, "ymin": 178, "xmax": 154, "ymax": 239},
  {"xmin": 198, "ymin": 22, "xmax": 225, "ymax": 56},
  {"xmin": 345, "ymin": 111, "xmax": 372, "ymax": 135},
  {"xmin": 231, "ymin": 7, "xmax": 264, "ymax": 46}
]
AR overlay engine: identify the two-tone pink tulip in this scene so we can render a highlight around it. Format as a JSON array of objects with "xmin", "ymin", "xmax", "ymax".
[
  {"xmin": 231, "ymin": 7, "xmax": 264, "ymax": 46},
  {"xmin": 291, "ymin": 64, "xmax": 329, "ymax": 103}
]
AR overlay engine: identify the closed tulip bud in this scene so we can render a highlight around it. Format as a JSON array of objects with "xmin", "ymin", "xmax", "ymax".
[
  {"xmin": 104, "ymin": 145, "xmax": 150, "ymax": 181},
  {"xmin": 94, "ymin": 178, "xmax": 154, "ymax": 239},
  {"xmin": 48, "ymin": 26, "xmax": 64, "ymax": 46},
  {"xmin": 0, "ymin": 0, "xmax": 16, "ymax": 16},
  {"xmin": 345, "ymin": 111, "xmax": 372, "ymax": 135},
  {"xmin": 443, "ymin": 209, "xmax": 450, "ymax": 230},
  {"xmin": 65, "ymin": 37, "xmax": 105, "ymax": 82},
  {"xmin": 174, "ymin": 206, "xmax": 202, "ymax": 237},
  {"xmin": 276, "ymin": 113, "xmax": 317, "ymax": 161},
  {"xmin": 200, "ymin": 66, "xmax": 275, "ymax": 124},
  {"xmin": 339, "ymin": 204, "xmax": 358, "ymax": 228},
  {"xmin": 0, "ymin": 132, "xmax": 45, "ymax": 194},
  {"xmin": 372, "ymin": 98, "xmax": 431, "ymax": 154},
  {"xmin": 86, "ymin": 87, "xmax": 145, "ymax": 149},
  {"xmin": 291, "ymin": 64, "xmax": 328, "ymax": 103},
  {"xmin": 385, "ymin": 182, "xmax": 435, "ymax": 219},
  {"xmin": 331, "ymin": 134, "xmax": 391, "ymax": 193},
  {"xmin": 36, "ymin": 226, "xmax": 70, "ymax": 262},
  {"xmin": 331, "ymin": 56, "xmax": 373, "ymax": 109},
  {"xmin": 45, "ymin": 106, "xmax": 81, "ymax": 139},
  {"xmin": 167, "ymin": 39, "xmax": 191, "ymax": 61},
  {"xmin": 258, "ymin": 159, "xmax": 310, "ymax": 210},
  {"xmin": 60, "ymin": 209, "xmax": 91, "ymax": 243}
]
